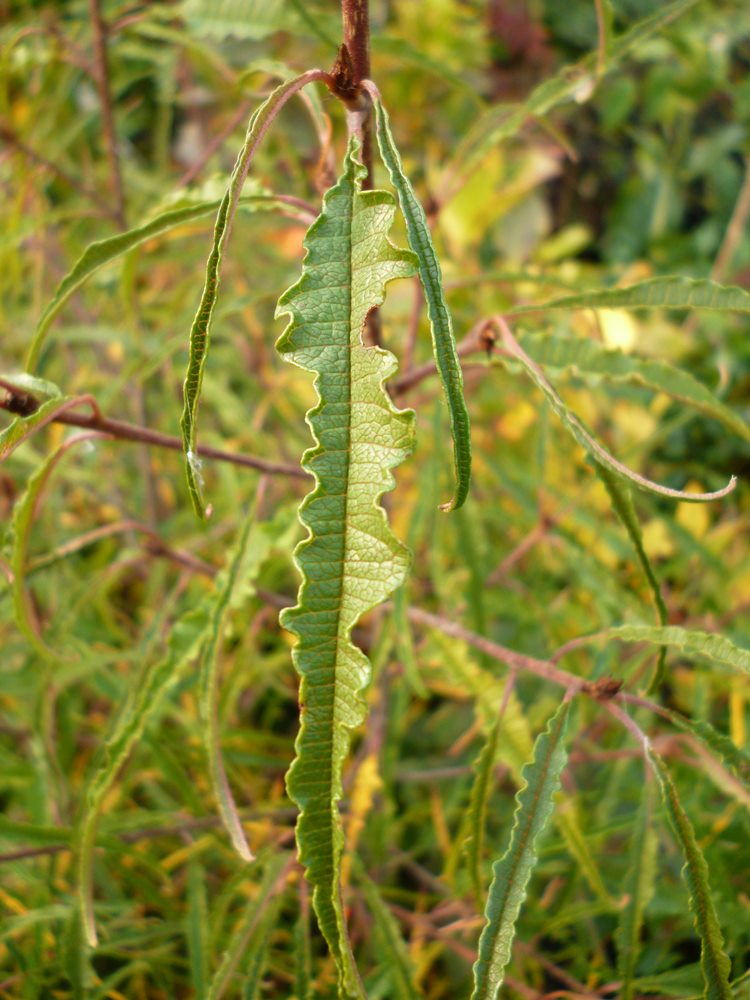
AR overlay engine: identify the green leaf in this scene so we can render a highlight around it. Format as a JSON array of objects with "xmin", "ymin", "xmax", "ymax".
[
  {"xmin": 594, "ymin": 465, "xmax": 667, "ymax": 689},
  {"xmin": 616, "ymin": 788, "xmax": 658, "ymax": 1000},
  {"xmin": 26, "ymin": 196, "xmax": 309, "ymax": 372},
  {"xmin": 187, "ymin": 862, "xmax": 209, "ymax": 999},
  {"xmin": 75, "ymin": 513, "xmax": 256, "ymax": 947},
  {"xmin": 241, "ymin": 895, "xmax": 282, "ymax": 1000},
  {"xmin": 648, "ymin": 751, "xmax": 732, "ymax": 1000},
  {"xmin": 465, "ymin": 719, "xmax": 502, "ymax": 909},
  {"xmin": 198, "ymin": 512, "xmax": 257, "ymax": 863},
  {"xmin": 366, "ymin": 84, "xmax": 472, "ymax": 512},
  {"xmin": 497, "ymin": 324, "xmax": 737, "ymax": 503},
  {"xmin": 519, "ymin": 276, "xmax": 750, "ymax": 316},
  {"xmin": 662, "ymin": 710, "xmax": 750, "ymax": 787},
  {"xmin": 0, "ymin": 372, "xmax": 62, "ymax": 399},
  {"xmin": 471, "ymin": 700, "xmax": 571, "ymax": 1000},
  {"xmin": 518, "ymin": 331, "xmax": 750, "ymax": 444},
  {"xmin": 10, "ymin": 434, "xmax": 95, "ymax": 662},
  {"xmin": 181, "ymin": 70, "xmax": 325, "ymax": 518},
  {"xmin": 445, "ymin": 0, "xmax": 700, "ymax": 186},
  {"xmin": 359, "ymin": 870, "xmax": 421, "ymax": 1000},
  {"xmin": 207, "ymin": 853, "xmax": 288, "ymax": 1000},
  {"xmin": 0, "ymin": 395, "xmax": 82, "ymax": 462},
  {"xmin": 276, "ymin": 137, "xmax": 416, "ymax": 999},
  {"xmin": 605, "ymin": 624, "xmax": 750, "ymax": 678},
  {"xmin": 294, "ymin": 889, "xmax": 313, "ymax": 1000}
]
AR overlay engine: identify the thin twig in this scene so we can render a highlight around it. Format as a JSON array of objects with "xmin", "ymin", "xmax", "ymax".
[
  {"xmin": 0, "ymin": 380, "xmax": 306, "ymax": 478},
  {"xmin": 407, "ymin": 606, "xmax": 584, "ymax": 692},
  {"xmin": 88, "ymin": 0, "xmax": 127, "ymax": 228}
]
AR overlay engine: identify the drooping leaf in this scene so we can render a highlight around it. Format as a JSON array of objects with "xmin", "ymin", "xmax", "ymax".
[
  {"xmin": 648, "ymin": 751, "xmax": 732, "ymax": 1000},
  {"xmin": 180, "ymin": 70, "xmax": 327, "ymax": 517},
  {"xmin": 605, "ymin": 624, "xmax": 750, "ymax": 679},
  {"xmin": 75, "ymin": 513, "xmax": 256, "ymax": 947},
  {"xmin": 517, "ymin": 331, "xmax": 750, "ymax": 444},
  {"xmin": 276, "ymin": 138, "xmax": 416, "ymax": 998},
  {"xmin": 366, "ymin": 84, "xmax": 472, "ymax": 512},
  {"xmin": 520, "ymin": 276, "xmax": 750, "ymax": 317},
  {"xmin": 616, "ymin": 788, "xmax": 658, "ymax": 1000},
  {"xmin": 471, "ymin": 700, "xmax": 571, "ymax": 1000},
  {"xmin": 497, "ymin": 324, "xmax": 736, "ymax": 503},
  {"xmin": 26, "ymin": 196, "xmax": 311, "ymax": 372}
]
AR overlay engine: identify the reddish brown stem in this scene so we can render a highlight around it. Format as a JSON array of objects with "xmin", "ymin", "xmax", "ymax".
[
  {"xmin": 340, "ymin": 0, "xmax": 381, "ymax": 347},
  {"xmin": 0, "ymin": 381, "xmax": 306, "ymax": 479}
]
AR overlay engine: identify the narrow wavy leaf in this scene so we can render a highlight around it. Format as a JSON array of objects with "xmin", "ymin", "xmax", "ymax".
[
  {"xmin": 498, "ymin": 323, "xmax": 736, "ymax": 503},
  {"xmin": 648, "ymin": 751, "xmax": 732, "ymax": 1000},
  {"xmin": 26, "ymin": 196, "xmax": 311, "ymax": 372},
  {"xmin": 518, "ymin": 331, "xmax": 750, "ymax": 444},
  {"xmin": 365, "ymin": 82, "xmax": 472, "ymax": 511},
  {"xmin": 471, "ymin": 700, "xmax": 571, "ymax": 1000},
  {"xmin": 606, "ymin": 624, "xmax": 750, "ymax": 678},
  {"xmin": 76, "ymin": 514, "xmax": 255, "ymax": 947},
  {"xmin": 276, "ymin": 138, "xmax": 416, "ymax": 998},
  {"xmin": 180, "ymin": 69, "xmax": 327, "ymax": 517},
  {"xmin": 520, "ymin": 276, "xmax": 750, "ymax": 316},
  {"xmin": 616, "ymin": 788, "xmax": 658, "ymax": 1000}
]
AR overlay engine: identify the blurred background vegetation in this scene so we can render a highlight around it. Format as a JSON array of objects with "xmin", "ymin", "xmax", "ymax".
[{"xmin": 1, "ymin": 1, "xmax": 749, "ymax": 997}]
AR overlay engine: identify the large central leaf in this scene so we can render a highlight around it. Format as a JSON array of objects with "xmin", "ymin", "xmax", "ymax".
[{"xmin": 276, "ymin": 138, "xmax": 416, "ymax": 997}]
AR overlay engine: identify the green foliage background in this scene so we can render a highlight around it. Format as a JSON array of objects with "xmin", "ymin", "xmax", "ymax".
[{"xmin": 1, "ymin": 1, "xmax": 750, "ymax": 997}]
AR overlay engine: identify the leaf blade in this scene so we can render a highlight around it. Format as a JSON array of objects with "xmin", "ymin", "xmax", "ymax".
[
  {"xmin": 471, "ymin": 700, "xmax": 571, "ymax": 1000},
  {"xmin": 180, "ymin": 70, "xmax": 326, "ymax": 517},
  {"xmin": 75, "ymin": 514, "xmax": 256, "ymax": 947},
  {"xmin": 648, "ymin": 751, "xmax": 733, "ymax": 1000},
  {"xmin": 276, "ymin": 138, "xmax": 416, "ymax": 998},
  {"xmin": 366, "ymin": 84, "xmax": 472, "ymax": 511},
  {"xmin": 518, "ymin": 276, "xmax": 750, "ymax": 316},
  {"xmin": 497, "ymin": 323, "xmax": 736, "ymax": 503}
]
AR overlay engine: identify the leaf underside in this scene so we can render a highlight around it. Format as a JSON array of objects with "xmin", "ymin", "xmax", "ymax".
[
  {"xmin": 276, "ymin": 138, "xmax": 416, "ymax": 998},
  {"xmin": 471, "ymin": 700, "xmax": 571, "ymax": 1000}
]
